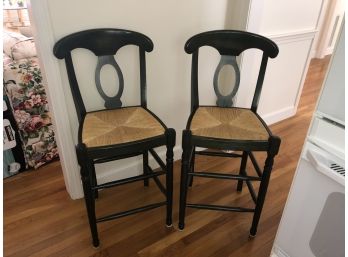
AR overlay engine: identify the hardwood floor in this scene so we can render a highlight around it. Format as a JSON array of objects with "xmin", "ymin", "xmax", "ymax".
[{"xmin": 4, "ymin": 57, "xmax": 331, "ymax": 257}]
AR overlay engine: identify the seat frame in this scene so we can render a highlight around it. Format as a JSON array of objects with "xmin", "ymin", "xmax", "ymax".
[
  {"xmin": 178, "ymin": 30, "xmax": 281, "ymax": 237},
  {"xmin": 54, "ymin": 28, "xmax": 175, "ymax": 247}
]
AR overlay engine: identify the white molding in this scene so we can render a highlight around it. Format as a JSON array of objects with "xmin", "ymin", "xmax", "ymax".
[
  {"xmin": 264, "ymin": 29, "xmax": 316, "ymax": 125},
  {"xmin": 315, "ymin": 0, "xmax": 344, "ymax": 59},
  {"xmin": 311, "ymin": 0, "xmax": 330, "ymax": 59},
  {"xmin": 292, "ymin": 38, "xmax": 315, "ymax": 116},
  {"xmin": 266, "ymin": 29, "xmax": 317, "ymax": 44},
  {"xmin": 261, "ymin": 106, "xmax": 296, "ymax": 125},
  {"xmin": 238, "ymin": 29, "xmax": 316, "ymax": 125},
  {"xmin": 245, "ymin": 1, "xmax": 325, "ymax": 127},
  {"xmin": 27, "ymin": 0, "xmax": 83, "ymax": 199}
]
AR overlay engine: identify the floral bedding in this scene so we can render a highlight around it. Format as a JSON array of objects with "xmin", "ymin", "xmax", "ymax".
[{"xmin": 4, "ymin": 57, "xmax": 59, "ymax": 169}]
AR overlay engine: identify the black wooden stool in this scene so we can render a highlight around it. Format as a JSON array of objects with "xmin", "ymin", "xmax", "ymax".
[
  {"xmin": 178, "ymin": 30, "xmax": 281, "ymax": 237},
  {"xmin": 54, "ymin": 28, "xmax": 175, "ymax": 247}
]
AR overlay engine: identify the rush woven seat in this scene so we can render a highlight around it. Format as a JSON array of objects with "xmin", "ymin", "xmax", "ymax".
[
  {"xmin": 54, "ymin": 28, "xmax": 175, "ymax": 247},
  {"xmin": 178, "ymin": 30, "xmax": 281, "ymax": 238},
  {"xmin": 83, "ymin": 107, "xmax": 165, "ymax": 148},
  {"xmin": 190, "ymin": 107, "xmax": 269, "ymax": 141}
]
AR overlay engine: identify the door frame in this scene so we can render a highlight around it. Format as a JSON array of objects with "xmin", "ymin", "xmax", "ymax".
[
  {"xmin": 315, "ymin": 0, "xmax": 345, "ymax": 58},
  {"xmin": 27, "ymin": 0, "xmax": 83, "ymax": 199}
]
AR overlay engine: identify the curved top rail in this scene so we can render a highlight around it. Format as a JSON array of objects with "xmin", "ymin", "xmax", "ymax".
[
  {"xmin": 185, "ymin": 30, "xmax": 279, "ymax": 58},
  {"xmin": 54, "ymin": 28, "xmax": 154, "ymax": 58}
]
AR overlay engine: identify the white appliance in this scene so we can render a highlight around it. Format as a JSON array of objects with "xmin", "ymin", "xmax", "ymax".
[{"xmin": 271, "ymin": 22, "xmax": 345, "ymax": 257}]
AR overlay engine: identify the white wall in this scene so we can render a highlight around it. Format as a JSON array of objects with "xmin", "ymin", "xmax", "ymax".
[
  {"xmin": 232, "ymin": 0, "xmax": 324, "ymax": 124},
  {"xmin": 258, "ymin": 0, "xmax": 322, "ymax": 34},
  {"xmin": 38, "ymin": 0, "xmax": 231, "ymax": 198},
  {"xmin": 31, "ymin": 0, "xmax": 325, "ymax": 199},
  {"xmin": 48, "ymin": 0, "xmax": 230, "ymax": 127}
]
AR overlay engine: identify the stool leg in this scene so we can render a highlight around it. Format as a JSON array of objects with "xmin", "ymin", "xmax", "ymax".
[
  {"xmin": 77, "ymin": 145, "xmax": 99, "ymax": 247},
  {"xmin": 81, "ymin": 168, "xmax": 99, "ymax": 247},
  {"xmin": 250, "ymin": 137, "xmax": 280, "ymax": 237},
  {"xmin": 165, "ymin": 128, "xmax": 176, "ymax": 227},
  {"xmin": 237, "ymin": 151, "xmax": 248, "ymax": 192},
  {"xmin": 249, "ymin": 155, "xmax": 273, "ymax": 237},
  {"xmin": 188, "ymin": 147, "xmax": 195, "ymax": 187},
  {"xmin": 92, "ymin": 165, "xmax": 98, "ymax": 199},
  {"xmin": 178, "ymin": 130, "xmax": 191, "ymax": 230},
  {"xmin": 143, "ymin": 151, "xmax": 149, "ymax": 187}
]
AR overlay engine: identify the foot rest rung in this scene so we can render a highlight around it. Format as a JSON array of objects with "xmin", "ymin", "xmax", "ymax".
[
  {"xmin": 97, "ymin": 201, "xmax": 167, "ymax": 223},
  {"xmin": 187, "ymin": 203, "xmax": 254, "ymax": 212},
  {"xmin": 195, "ymin": 151, "xmax": 243, "ymax": 158},
  {"xmin": 94, "ymin": 171, "xmax": 166, "ymax": 190},
  {"xmin": 188, "ymin": 171, "xmax": 261, "ymax": 181}
]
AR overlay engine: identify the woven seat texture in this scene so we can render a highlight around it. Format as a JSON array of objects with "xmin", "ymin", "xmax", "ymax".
[
  {"xmin": 190, "ymin": 107, "xmax": 269, "ymax": 141},
  {"xmin": 82, "ymin": 107, "xmax": 165, "ymax": 148}
]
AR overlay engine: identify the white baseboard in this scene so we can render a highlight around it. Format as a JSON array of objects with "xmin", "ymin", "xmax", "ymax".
[
  {"xmin": 261, "ymin": 106, "xmax": 296, "ymax": 126},
  {"xmin": 97, "ymin": 146, "xmax": 182, "ymax": 185}
]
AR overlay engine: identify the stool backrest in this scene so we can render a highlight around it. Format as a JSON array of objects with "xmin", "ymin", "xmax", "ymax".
[
  {"xmin": 54, "ymin": 28, "xmax": 153, "ymax": 122},
  {"xmin": 184, "ymin": 30, "xmax": 279, "ymax": 112}
]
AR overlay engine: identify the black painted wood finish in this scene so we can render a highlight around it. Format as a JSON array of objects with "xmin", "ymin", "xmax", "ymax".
[
  {"xmin": 54, "ymin": 28, "xmax": 154, "ymax": 121},
  {"xmin": 185, "ymin": 30, "xmax": 278, "ymax": 112},
  {"xmin": 178, "ymin": 30, "xmax": 281, "ymax": 238},
  {"xmin": 53, "ymin": 28, "xmax": 175, "ymax": 247},
  {"xmin": 213, "ymin": 55, "xmax": 241, "ymax": 107},
  {"xmin": 184, "ymin": 30, "xmax": 278, "ymax": 57},
  {"xmin": 95, "ymin": 55, "xmax": 124, "ymax": 108}
]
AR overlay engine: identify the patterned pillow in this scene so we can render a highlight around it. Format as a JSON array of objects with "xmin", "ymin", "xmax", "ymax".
[
  {"xmin": 3, "ymin": 31, "xmax": 37, "ymax": 60},
  {"xmin": 3, "ymin": 52, "xmax": 12, "ymax": 65}
]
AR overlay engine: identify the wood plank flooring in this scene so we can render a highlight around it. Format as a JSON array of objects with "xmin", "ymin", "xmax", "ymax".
[{"xmin": 4, "ymin": 56, "xmax": 331, "ymax": 257}]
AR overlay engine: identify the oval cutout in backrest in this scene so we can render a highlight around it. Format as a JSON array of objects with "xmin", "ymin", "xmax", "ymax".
[
  {"xmin": 99, "ymin": 63, "xmax": 120, "ymax": 98},
  {"xmin": 217, "ymin": 64, "xmax": 237, "ymax": 96}
]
